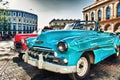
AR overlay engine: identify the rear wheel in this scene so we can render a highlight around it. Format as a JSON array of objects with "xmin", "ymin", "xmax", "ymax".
[{"xmin": 70, "ymin": 55, "xmax": 90, "ymax": 80}]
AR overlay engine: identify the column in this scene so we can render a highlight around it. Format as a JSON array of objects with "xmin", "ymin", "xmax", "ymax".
[
  {"xmin": 110, "ymin": 3, "xmax": 114, "ymax": 19},
  {"xmin": 111, "ymin": 23, "xmax": 114, "ymax": 32},
  {"xmin": 104, "ymin": 6, "xmax": 107, "ymax": 20},
  {"xmin": 83, "ymin": 13, "xmax": 86, "ymax": 21},
  {"xmin": 16, "ymin": 24, "xmax": 18, "ymax": 34},
  {"xmin": 88, "ymin": 12, "xmax": 91, "ymax": 21},
  {"xmin": 101, "ymin": 7, "xmax": 104, "ymax": 21},
  {"xmin": 95, "ymin": 9, "xmax": 98, "ymax": 21},
  {"xmin": 93, "ymin": 10, "xmax": 95, "ymax": 21},
  {"xmin": 114, "ymin": 1, "xmax": 119, "ymax": 18}
]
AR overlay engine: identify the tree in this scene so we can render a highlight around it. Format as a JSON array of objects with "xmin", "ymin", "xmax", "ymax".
[{"xmin": 0, "ymin": 9, "xmax": 10, "ymax": 35}]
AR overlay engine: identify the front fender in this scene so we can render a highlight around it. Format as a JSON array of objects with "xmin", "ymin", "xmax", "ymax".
[
  {"xmin": 114, "ymin": 37, "xmax": 120, "ymax": 46},
  {"xmin": 27, "ymin": 37, "xmax": 36, "ymax": 48},
  {"xmin": 62, "ymin": 34, "xmax": 116, "ymax": 65}
]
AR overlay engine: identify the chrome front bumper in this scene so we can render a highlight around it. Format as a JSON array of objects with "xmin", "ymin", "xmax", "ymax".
[
  {"xmin": 23, "ymin": 53, "xmax": 76, "ymax": 74},
  {"xmin": 18, "ymin": 49, "xmax": 25, "ymax": 54}
]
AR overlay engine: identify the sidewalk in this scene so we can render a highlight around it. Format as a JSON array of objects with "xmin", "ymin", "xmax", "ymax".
[{"xmin": 0, "ymin": 40, "xmax": 14, "ymax": 51}]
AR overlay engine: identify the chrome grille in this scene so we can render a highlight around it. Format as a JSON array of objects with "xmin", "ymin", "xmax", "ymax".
[
  {"xmin": 28, "ymin": 47, "xmax": 68, "ymax": 65},
  {"xmin": 28, "ymin": 47, "xmax": 54, "ymax": 60}
]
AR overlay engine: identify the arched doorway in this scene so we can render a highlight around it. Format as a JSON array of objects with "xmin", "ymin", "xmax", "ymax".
[
  {"xmin": 104, "ymin": 24, "xmax": 112, "ymax": 32},
  {"xmin": 114, "ymin": 23, "xmax": 120, "ymax": 32}
]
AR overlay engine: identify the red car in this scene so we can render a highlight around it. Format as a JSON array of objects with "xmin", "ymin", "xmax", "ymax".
[{"xmin": 13, "ymin": 33, "xmax": 38, "ymax": 59}]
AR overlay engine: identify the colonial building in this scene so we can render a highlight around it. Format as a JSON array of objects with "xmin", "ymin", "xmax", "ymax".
[
  {"xmin": 0, "ymin": 9, "xmax": 38, "ymax": 37},
  {"xmin": 49, "ymin": 19, "xmax": 78, "ymax": 30},
  {"xmin": 83, "ymin": 0, "xmax": 120, "ymax": 33}
]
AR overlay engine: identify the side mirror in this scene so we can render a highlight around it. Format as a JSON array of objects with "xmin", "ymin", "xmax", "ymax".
[
  {"xmin": 116, "ymin": 32, "xmax": 120, "ymax": 35},
  {"xmin": 116, "ymin": 32, "xmax": 120, "ymax": 38}
]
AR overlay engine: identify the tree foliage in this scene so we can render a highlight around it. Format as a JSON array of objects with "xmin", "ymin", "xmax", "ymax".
[{"xmin": 0, "ymin": 9, "xmax": 10, "ymax": 32}]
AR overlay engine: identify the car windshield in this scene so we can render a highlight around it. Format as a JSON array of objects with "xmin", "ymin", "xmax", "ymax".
[{"xmin": 64, "ymin": 21, "xmax": 97, "ymax": 31}]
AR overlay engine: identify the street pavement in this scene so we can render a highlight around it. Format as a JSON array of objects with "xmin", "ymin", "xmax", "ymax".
[
  {"xmin": 0, "ymin": 41, "xmax": 39, "ymax": 80},
  {"xmin": 0, "ymin": 41, "xmax": 120, "ymax": 80}
]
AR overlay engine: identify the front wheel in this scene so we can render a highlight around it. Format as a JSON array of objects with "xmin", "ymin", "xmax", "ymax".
[
  {"xmin": 116, "ymin": 46, "xmax": 120, "ymax": 58},
  {"xmin": 70, "ymin": 55, "xmax": 91, "ymax": 80},
  {"xmin": 18, "ymin": 53, "xmax": 24, "ymax": 60}
]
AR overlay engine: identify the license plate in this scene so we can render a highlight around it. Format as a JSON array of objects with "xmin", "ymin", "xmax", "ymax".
[
  {"xmin": 28, "ymin": 58, "xmax": 37, "ymax": 67},
  {"xmin": 38, "ymin": 54, "xmax": 43, "ymax": 69},
  {"xmin": 28, "ymin": 54, "xmax": 43, "ymax": 69}
]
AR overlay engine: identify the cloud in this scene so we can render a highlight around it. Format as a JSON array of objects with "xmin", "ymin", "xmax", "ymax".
[
  {"xmin": 32, "ymin": 0, "xmax": 84, "ymax": 12},
  {"xmin": 6, "ymin": 0, "xmax": 94, "ymax": 27}
]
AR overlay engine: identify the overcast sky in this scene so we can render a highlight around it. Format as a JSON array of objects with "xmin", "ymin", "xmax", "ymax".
[{"xmin": 4, "ymin": 0, "xmax": 94, "ymax": 29}]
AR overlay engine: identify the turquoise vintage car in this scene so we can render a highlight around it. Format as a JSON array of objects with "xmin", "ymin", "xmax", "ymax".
[{"xmin": 23, "ymin": 21, "xmax": 120, "ymax": 80}]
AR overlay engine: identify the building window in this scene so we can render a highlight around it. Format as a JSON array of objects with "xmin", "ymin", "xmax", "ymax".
[
  {"xmin": 19, "ymin": 12, "xmax": 21, "ymax": 16},
  {"xmin": 13, "ymin": 12, "xmax": 16, "ymax": 16},
  {"xmin": 55, "ymin": 22, "xmax": 57, "ymax": 25},
  {"xmin": 13, "ymin": 24, "xmax": 16, "ymax": 31},
  {"xmin": 18, "ymin": 12, "xmax": 22, "ymax": 17},
  {"xmin": 23, "ymin": 13, "xmax": 25, "ymax": 17},
  {"xmin": 18, "ymin": 19, "xmax": 21, "ymax": 22},
  {"xmin": 25, "ymin": 25, "xmax": 27, "ymax": 30},
  {"xmin": 86, "ymin": 14, "xmax": 88, "ymax": 21},
  {"xmin": 23, "ymin": 24, "xmax": 26, "ymax": 31},
  {"xmin": 98, "ymin": 10, "xmax": 102, "ymax": 21},
  {"xmin": 117, "ymin": 3, "xmax": 120, "ymax": 17},
  {"xmin": 13, "ymin": 18, "xmax": 16, "ymax": 22},
  {"xmin": 106, "ymin": 6, "xmax": 111, "ymax": 19},
  {"xmin": 10, "ymin": 24, "xmax": 13, "ymax": 30},
  {"xmin": 18, "ymin": 26, "xmax": 21, "ymax": 31},
  {"xmin": 16, "ymin": 12, "xmax": 18, "ymax": 16},
  {"xmin": 91, "ymin": 12, "xmax": 94, "ymax": 21},
  {"xmin": 30, "ymin": 20, "xmax": 31, "ymax": 23},
  {"xmin": 18, "ymin": 24, "xmax": 22, "ymax": 31},
  {"xmin": 4, "ymin": 12, "xmax": 6, "ymax": 16},
  {"xmin": 51, "ymin": 23, "xmax": 54, "ymax": 26}
]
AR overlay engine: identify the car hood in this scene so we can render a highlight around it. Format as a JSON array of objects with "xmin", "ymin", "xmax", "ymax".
[
  {"xmin": 28, "ymin": 30, "xmax": 98, "ymax": 48},
  {"xmin": 14, "ymin": 34, "xmax": 37, "ymax": 42}
]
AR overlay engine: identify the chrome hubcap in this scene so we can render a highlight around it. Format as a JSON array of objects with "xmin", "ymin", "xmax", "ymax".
[{"xmin": 77, "ymin": 57, "xmax": 88, "ymax": 77}]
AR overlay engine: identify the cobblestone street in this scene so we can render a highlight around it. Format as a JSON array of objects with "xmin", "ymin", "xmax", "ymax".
[{"xmin": 0, "ymin": 41, "xmax": 120, "ymax": 80}]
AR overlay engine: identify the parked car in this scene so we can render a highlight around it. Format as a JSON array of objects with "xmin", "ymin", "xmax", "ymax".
[
  {"xmin": 23, "ymin": 20, "xmax": 120, "ymax": 80},
  {"xmin": 13, "ymin": 27, "xmax": 53, "ymax": 59},
  {"xmin": 13, "ymin": 33, "xmax": 38, "ymax": 59}
]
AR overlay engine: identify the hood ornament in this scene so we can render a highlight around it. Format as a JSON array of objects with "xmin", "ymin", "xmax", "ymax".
[{"xmin": 35, "ymin": 40, "xmax": 43, "ymax": 44}]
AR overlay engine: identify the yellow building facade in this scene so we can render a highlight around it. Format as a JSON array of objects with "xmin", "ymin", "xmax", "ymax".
[{"xmin": 83, "ymin": 0, "xmax": 120, "ymax": 33}]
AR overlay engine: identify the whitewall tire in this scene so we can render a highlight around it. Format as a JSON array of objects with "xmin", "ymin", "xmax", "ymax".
[{"xmin": 70, "ymin": 55, "xmax": 91, "ymax": 80}]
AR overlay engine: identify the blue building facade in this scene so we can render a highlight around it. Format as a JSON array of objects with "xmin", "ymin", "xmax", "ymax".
[{"xmin": 0, "ymin": 9, "xmax": 38, "ymax": 37}]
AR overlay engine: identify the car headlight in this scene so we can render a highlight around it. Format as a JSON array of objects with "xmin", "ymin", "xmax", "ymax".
[
  {"xmin": 21, "ymin": 39, "xmax": 25, "ymax": 44},
  {"xmin": 57, "ymin": 41, "xmax": 68, "ymax": 52}
]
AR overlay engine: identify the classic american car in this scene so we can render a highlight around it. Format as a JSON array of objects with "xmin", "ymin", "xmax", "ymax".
[
  {"xmin": 23, "ymin": 20, "xmax": 120, "ymax": 80},
  {"xmin": 13, "ymin": 33, "xmax": 38, "ymax": 59},
  {"xmin": 13, "ymin": 27, "xmax": 53, "ymax": 60}
]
